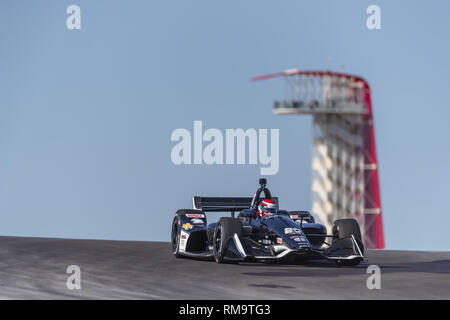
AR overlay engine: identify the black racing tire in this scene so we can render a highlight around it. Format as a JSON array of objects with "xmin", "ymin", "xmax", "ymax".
[
  {"xmin": 332, "ymin": 219, "xmax": 364, "ymax": 266},
  {"xmin": 171, "ymin": 215, "xmax": 182, "ymax": 258},
  {"xmin": 213, "ymin": 217, "xmax": 242, "ymax": 264}
]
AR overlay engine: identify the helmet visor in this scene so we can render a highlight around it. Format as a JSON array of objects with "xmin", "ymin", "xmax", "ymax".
[{"xmin": 261, "ymin": 207, "xmax": 278, "ymax": 215}]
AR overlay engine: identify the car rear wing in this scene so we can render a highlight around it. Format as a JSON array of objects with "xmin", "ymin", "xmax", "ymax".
[{"xmin": 192, "ymin": 196, "xmax": 278, "ymax": 213}]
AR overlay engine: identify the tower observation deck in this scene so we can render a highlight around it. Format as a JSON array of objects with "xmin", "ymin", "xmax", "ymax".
[{"xmin": 252, "ymin": 70, "xmax": 385, "ymax": 249}]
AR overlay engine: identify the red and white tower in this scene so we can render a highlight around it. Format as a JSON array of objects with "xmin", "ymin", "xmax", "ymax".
[{"xmin": 252, "ymin": 70, "xmax": 385, "ymax": 249}]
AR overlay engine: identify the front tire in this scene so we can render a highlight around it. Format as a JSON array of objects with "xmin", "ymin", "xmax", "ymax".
[
  {"xmin": 213, "ymin": 218, "xmax": 242, "ymax": 264},
  {"xmin": 171, "ymin": 215, "xmax": 182, "ymax": 258},
  {"xmin": 332, "ymin": 219, "xmax": 364, "ymax": 266}
]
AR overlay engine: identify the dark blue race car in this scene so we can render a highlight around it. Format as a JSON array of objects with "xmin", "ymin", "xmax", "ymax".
[{"xmin": 171, "ymin": 179, "xmax": 364, "ymax": 266}]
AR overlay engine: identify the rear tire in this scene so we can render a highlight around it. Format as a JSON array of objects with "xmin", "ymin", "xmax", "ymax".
[
  {"xmin": 332, "ymin": 219, "xmax": 364, "ymax": 266},
  {"xmin": 213, "ymin": 218, "xmax": 242, "ymax": 264},
  {"xmin": 171, "ymin": 215, "xmax": 182, "ymax": 258}
]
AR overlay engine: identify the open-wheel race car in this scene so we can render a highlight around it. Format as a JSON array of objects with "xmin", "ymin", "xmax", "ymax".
[{"xmin": 171, "ymin": 179, "xmax": 365, "ymax": 266}]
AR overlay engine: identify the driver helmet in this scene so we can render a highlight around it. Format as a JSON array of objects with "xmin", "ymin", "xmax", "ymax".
[{"xmin": 258, "ymin": 199, "xmax": 278, "ymax": 217}]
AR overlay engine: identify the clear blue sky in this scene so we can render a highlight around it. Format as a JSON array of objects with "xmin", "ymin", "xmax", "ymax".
[{"xmin": 1, "ymin": 1, "xmax": 449, "ymax": 250}]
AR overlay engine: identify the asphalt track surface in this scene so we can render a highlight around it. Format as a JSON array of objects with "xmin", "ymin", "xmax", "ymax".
[{"xmin": 0, "ymin": 236, "xmax": 449, "ymax": 299}]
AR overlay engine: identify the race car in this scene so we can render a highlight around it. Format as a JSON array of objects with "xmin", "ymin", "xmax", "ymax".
[{"xmin": 171, "ymin": 179, "xmax": 365, "ymax": 266}]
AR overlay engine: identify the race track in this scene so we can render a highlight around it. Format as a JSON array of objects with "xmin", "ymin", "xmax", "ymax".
[{"xmin": 0, "ymin": 236, "xmax": 449, "ymax": 299}]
